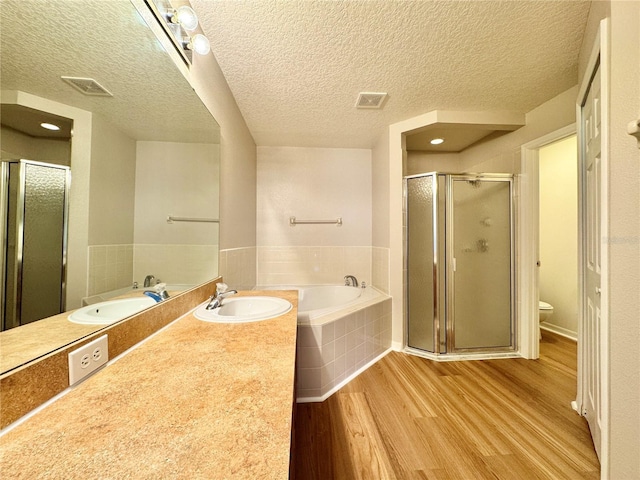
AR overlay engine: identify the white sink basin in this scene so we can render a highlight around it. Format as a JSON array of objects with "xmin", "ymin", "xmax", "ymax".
[
  {"xmin": 69, "ymin": 296, "xmax": 157, "ymax": 325},
  {"xmin": 193, "ymin": 296, "xmax": 292, "ymax": 323}
]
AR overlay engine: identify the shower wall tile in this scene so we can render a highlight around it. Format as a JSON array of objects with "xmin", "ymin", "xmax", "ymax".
[{"xmin": 257, "ymin": 246, "xmax": 371, "ymax": 286}]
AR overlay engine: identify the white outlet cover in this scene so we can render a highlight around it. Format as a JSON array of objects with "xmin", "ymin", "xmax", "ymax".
[{"xmin": 68, "ymin": 335, "xmax": 109, "ymax": 385}]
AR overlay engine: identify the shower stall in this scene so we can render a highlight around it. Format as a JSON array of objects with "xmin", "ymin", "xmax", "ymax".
[
  {"xmin": 1, "ymin": 159, "xmax": 70, "ymax": 331},
  {"xmin": 404, "ymin": 172, "xmax": 515, "ymax": 356}
]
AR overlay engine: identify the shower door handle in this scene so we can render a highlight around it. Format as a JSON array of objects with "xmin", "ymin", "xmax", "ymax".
[{"xmin": 452, "ymin": 257, "xmax": 457, "ymax": 272}]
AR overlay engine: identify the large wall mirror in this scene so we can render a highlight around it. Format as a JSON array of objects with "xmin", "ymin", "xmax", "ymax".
[{"xmin": 0, "ymin": 0, "xmax": 220, "ymax": 375}]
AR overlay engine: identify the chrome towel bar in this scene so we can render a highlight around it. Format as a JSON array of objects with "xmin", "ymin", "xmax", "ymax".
[
  {"xmin": 289, "ymin": 216, "xmax": 342, "ymax": 226},
  {"xmin": 166, "ymin": 215, "xmax": 219, "ymax": 224}
]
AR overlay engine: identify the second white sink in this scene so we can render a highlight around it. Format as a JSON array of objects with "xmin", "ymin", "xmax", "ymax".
[
  {"xmin": 193, "ymin": 296, "xmax": 292, "ymax": 323},
  {"xmin": 69, "ymin": 296, "xmax": 157, "ymax": 325}
]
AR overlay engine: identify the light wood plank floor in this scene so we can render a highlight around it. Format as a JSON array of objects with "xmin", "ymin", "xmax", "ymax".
[{"xmin": 294, "ymin": 332, "xmax": 600, "ymax": 479}]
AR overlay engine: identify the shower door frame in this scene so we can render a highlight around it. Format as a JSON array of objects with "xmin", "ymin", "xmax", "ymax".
[
  {"xmin": 446, "ymin": 173, "xmax": 516, "ymax": 354},
  {"xmin": 403, "ymin": 172, "xmax": 445, "ymax": 354},
  {"xmin": 1, "ymin": 159, "xmax": 71, "ymax": 330},
  {"xmin": 404, "ymin": 172, "xmax": 516, "ymax": 357}
]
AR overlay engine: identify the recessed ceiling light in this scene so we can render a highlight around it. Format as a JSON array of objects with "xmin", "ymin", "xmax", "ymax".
[
  {"xmin": 40, "ymin": 122, "xmax": 61, "ymax": 131},
  {"xmin": 430, "ymin": 138, "xmax": 444, "ymax": 145}
]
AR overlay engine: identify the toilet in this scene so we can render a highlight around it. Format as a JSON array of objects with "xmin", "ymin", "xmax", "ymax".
[{"xmin": 539, "ymin": 301, "xmax": 554, "ymax": 338}]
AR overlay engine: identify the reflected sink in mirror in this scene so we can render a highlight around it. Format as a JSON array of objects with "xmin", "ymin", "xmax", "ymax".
[
  {"xmin": 193, "ymin": 297, "xmax": 292, "ymax": 323},
  {"xmin": 68, "ymin": 297, "xmax": 157, "ymax": 325}
]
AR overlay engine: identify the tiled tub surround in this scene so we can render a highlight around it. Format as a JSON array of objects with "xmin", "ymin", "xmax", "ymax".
[
  {"xmin": 133, "ymin": 243, "xmax": 219, "ymax": 287},
  {"xmin": 0, "ymin": 290, "xmax": 298, "ymax": 478},
  {"xmin": 295, "ymin": 287, "xmax": 392, "ymax": 402},
  {"xmin": 87, "ymin": 244, "xmax": 218, "ymax": 297},
  {"xmin": 0, "ymin": 278, "xmax": 223, "ymax": 429},
  {"xmin": 257, "ymin": 245, "xmax": 372, "ymax": 287},
  {"xmin": 219, "ymin": 246, "xmax": 257, "ymax": 290},
  {"xmin": 87, "ymin": 244, "xmax": 134, "ymax": 296}
]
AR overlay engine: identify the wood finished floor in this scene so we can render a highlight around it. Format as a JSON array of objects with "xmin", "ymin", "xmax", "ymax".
[{"xmin": 294, "ymin": 332, "xmax": 600, "ymax": 480}]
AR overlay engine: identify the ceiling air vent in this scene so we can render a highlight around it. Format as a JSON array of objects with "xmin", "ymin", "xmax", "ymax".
[
  {"xmin": 355, "ymin": 92, "xmax": 387, "ymax": 109},
  {"xmin": 61, "ymin": 76, "xmax": 113, "ymax": 97}
]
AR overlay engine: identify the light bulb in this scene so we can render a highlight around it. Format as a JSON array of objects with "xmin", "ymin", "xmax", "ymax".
[
  {"xmin": 41, "ymin": 122, "xmax": 60, "ymax": 131},
  {"xmin": 430, "ymin": 138, "xmax": 444, "ymax": 145},
  {"xmin": 190, "ymin": 34, "xmax": 210, "ymax": 55},
  {"xmin": 175, "ymin": 5, "xmax": 198, "ymax": 31}
]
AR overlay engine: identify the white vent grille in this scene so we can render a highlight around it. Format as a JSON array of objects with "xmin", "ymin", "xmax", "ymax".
[
  {"xmin": 61, "ymin": 76, "xmax": 113, "ymax": 97},
  {"xmin": 355, "ymin": 92, "xmax": 387, "ymax": 109}
]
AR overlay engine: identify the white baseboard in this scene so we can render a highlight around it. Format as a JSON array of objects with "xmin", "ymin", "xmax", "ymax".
[{"xmin": 541, "ymin": 323, "xmax": 578, "ymax": 341}]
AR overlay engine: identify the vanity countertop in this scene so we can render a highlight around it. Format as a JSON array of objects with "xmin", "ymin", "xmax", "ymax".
[{"xmin": 0, "ymin": 290, "xmax": 298, "ymax": 479}]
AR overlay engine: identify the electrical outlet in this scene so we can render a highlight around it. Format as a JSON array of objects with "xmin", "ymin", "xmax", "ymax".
[{"xmin": 68, "ymin": 335, "xmax": 109, "ymax": 385}]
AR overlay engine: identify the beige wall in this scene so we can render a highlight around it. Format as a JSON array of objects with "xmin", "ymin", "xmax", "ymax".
[
  {"xmin": 131, "ymin": 141, "xmax": 219, "ymax": 287},
  {"xmin": 539, "ymin": 135, "xmax": 578, "ymax": 337},
  {"xmin": 459, "ymin": 86, "xmax": 578, "ymax": 173},
  {"xmin": 134, "ymin": 141, "xmax": 219, "ymax": 245},
  {"xmin": 179, "ymin": 12, "xmax": 257, "ymax": 287},
  {"xmin": 257, "ymin": 146, "xmax": 371, "ymax": 247},
  {"xmin": 256, "ymin": 146, "xmax": 372, "ymax": 286},
  {"xmin": 404, "ymin": 152, "xmax": 461, "ymax": 176},
  {"xmin": 371, "ymin": 127, "xmax": 391, "ymax": 292},
  {"xmin": 1, "ymin": 126, "xmax": 70, "ymax": 165},
  {"xmin": 88, "ymin": 114, "xmax": 136, "ymax": 246},
  {"xmin": 372, "ymin": 130, "xmax": 390, "ymax": 249},
  {"xmin": 606, "ymin": 1, "xmax": 640, "ymax": 477},
  {"xmin": 188, "ymin": 48, "xmax": 256, "ymax": 252}
]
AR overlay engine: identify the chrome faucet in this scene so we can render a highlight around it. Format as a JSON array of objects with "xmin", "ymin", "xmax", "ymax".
[
  {"xmin": 143, "ymin": 275, "xmax": 155, "ymax": 288},
  {"xmin": 205, "ymin": 290, "xmax": 238, "ymax": 310},
  {"xmin": 344, "ymin": 275, "xmax": 359, "ymax": 287}
]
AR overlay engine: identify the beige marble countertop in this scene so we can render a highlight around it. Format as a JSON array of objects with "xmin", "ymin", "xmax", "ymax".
[
  {"xmin": 0, "ymin": 290, "xmax": 298, "ymax": 479},
  {"xmin": 0, "ymin": 288, "xmax": 189, "ymax": 374}
]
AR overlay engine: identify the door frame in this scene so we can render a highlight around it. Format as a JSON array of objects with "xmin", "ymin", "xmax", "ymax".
[
  {"xmin": 519, "ymin": 124, "xmax": 576, "ymax": 360},
  {"xmin": 576, "ymin": 18, "xmax": 610, "ymax": 474}
]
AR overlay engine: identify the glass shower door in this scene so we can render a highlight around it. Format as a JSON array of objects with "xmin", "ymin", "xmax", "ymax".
[
  {"xmin": 405, "ymin": 174, "xmax": 436, "ymax": 352},
  {"xmin": 450, "ymin": 177, "xmax": 513, "ymax": 351},
  {"xmin": 2, "ymin": 160, "xmax": 70, "ymax": 330}
]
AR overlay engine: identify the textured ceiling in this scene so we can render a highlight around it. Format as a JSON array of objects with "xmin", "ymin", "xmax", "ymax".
[
  {"xmin": 1, "ymin": 0, "xmax": 218, "ymax": 144},
  {"xmin": 193, "ymin": 0, "xmax": 591, "ymax": 149}
]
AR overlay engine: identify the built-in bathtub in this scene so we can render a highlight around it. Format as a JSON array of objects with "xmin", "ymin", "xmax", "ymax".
[
  {"xmin": 82, "ymin": 284, "xmax": 195, "ymax": 306},
  {"xmin": 257, "ymin": 285, "xmax": 392, "ymax": 402}
]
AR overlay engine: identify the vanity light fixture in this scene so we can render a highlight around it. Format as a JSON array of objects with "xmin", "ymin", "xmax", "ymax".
[
  {"xmin": 148, "ymin": 0, "xmax": 211, "ymax": 66},
  {"xmin": 187, "ymin": 33, "xmax": 210, "ymax": 55},
  {"xmin": 40, "ymin": 122, "xmax": 61, "ymax": 131},
  {"xmin": 430, "ymin": 138, "xmax": 445, "ymax": 145},
  {"xmin": 171, "ymin": 5, "xmax": 198, "ymax": 31}
]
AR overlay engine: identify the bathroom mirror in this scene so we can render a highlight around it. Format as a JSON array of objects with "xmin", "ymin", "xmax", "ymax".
[{"xmin": 0, "ymin": 0, "xmax": 220, "ymax": 374}]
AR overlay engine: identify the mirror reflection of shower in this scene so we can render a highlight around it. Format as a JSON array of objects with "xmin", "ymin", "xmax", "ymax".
[
  {"xmin": 1, "ymin": 105, "xmax": 72, "ymax": 331},
  {"xmin": 1, "ymin": 160, "xmax": 71, "ymax": 330},
  {"xmin": 404, "ymin": 172, "xmax": 515, "ymax": 356}
]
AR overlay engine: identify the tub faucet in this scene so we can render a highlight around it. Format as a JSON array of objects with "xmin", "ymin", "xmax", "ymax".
[
  {"xmin": 344, "ymin": 275, "xmax": 359, "ymax": 287},
  {"xmin": 143, "ymin": 275, "xmax": 155, "ymax": 288},
  {"xmin": 205, "ymin": 290, "xmax": 238, "ymax": 310}
]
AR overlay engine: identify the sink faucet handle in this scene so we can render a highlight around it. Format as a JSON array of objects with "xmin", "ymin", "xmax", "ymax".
[{"xmin": 205, "ymin": 288, "xmax": 237, "ymax": 310}]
